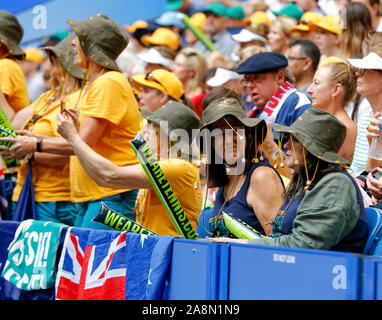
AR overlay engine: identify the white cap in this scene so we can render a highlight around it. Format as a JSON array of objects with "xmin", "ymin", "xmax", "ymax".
[
  {"xmin": 137, "ymin": 48, "xmax": 174, "ymax": 69},
  {"xmin": 231, "ymin": 29, "xmax": 267, "ymax": 44},
  {"xmin": 347, "ymin": 52, "xmax": 382, "ymax": 70},
  {"xmin": 206, "ymin": 68, "xmax": 241, "ymax": 87}
]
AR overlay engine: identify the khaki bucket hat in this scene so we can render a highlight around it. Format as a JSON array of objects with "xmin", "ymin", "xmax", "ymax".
[
  {"xmin": 41, "ymin": 34, "xmax": 86, "ymax": 80},
  {"xmin": 67, "ymin": 13, "xmax": 128, "ymax": 71},
  {"xmin": 0, "ymin": 10, "xmax": 24, "ymax": 58},
  {"xmin": 274, "ymin": 107, "xmax": 349, "ymax": 165},
  {"xmin": 140, "ymin": 100, "xmax": 201, "ymax": 156}
]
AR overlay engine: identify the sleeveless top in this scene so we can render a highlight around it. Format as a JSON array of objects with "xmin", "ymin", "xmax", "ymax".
[
  {"xmin": 269, "ymin": 169, "xmax": 368, "ymax": 253},
  {"xmin": 209, "ymin": 162, "xmax": 284, "ymax": 238}
]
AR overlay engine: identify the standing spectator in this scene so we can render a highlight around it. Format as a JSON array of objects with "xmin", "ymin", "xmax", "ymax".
[
  {"xmin": 21, "ymin": 48, "xmax": 46, "ymax": 102},
  {"xmin": 0, "ymin": 10, "xmax": 29, "ymax": 114},
  {"xmin": 286, "ymin": 39, "xmax": 321, "ymax": 95},
  {"xmin": 193, "ymin": 2, "xmax": 240, "ymax": 58},
  {"xmin": 309, "ymin": 15, "xmax": 342, "ymax": 60},
  {"xmin": 267, "ymin": 16, "xmax": 298, "ymax": 54},
  {"xmin": 0, "ymin": 14, "xmax": 142, "ymax": 229},
  {"xmin": 9, "ymin": 36, "xmax": 85, "ymax": 225}
]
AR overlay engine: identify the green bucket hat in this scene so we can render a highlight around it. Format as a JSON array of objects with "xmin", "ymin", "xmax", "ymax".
[
  {"xmin": 67, "ymin": 13, "xmax": 128, "ymax": 71},
  {"xmin": 201, "ymin": 97, "xmax": 266, "ymax": 135},
  {"xmin": 140, "ymin": 101, "xmax": 202, "ymax": 156},
  {"xmin": 273, "ymin": 107, "xmax": 349, "ymax": 165},
  {"xmin": 0, "ymin": 10, "xmax": 24, "ymax": 58},
  {"xmin": 41, "ymin": 34, "xmax": 86, "ymax": 80}
]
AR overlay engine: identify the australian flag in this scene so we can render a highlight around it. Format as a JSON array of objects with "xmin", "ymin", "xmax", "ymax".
[{"xmin": 55, "ymin": 227, "xmax": 173, "ymax": 300}]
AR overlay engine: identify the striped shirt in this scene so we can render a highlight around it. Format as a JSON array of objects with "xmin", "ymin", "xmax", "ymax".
[{"xmin": 350, "ymin": 111, "xmax": 371, "ymax": 176}]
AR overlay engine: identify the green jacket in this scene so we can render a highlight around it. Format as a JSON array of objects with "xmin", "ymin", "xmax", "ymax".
[{"xmin": 250, "ymin": 172, "xmax": 360, "ymax": 250}]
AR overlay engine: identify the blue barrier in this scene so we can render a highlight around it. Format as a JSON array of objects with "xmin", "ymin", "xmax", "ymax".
[
  {"xmin": 165, "ymin": 239, "xmax": 220, "ymax": 300},
  {"xmin": 220, "ymin": 243, "xmax": 361, "ymax": 300},
  {"xmin": 361, "ymin": 256, "xmax": 382, "ymax": 300}
]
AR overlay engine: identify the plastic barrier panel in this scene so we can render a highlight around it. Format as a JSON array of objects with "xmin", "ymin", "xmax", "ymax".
[
  {"xmin": 222, "ymin": 244, "xmax": 361, "ymax": 300},
  {"xmin": 361, "ymin": 256, "xmax": 382, "ymax": 300},
  {"xmin": 165, "ymin": 239, "xmax": 220, "ymax": 300}
]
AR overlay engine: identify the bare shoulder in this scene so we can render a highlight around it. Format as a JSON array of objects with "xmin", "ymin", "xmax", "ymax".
[{"xmin": 249, "ymin": 164, "xmax": 281, "ymax": 186}]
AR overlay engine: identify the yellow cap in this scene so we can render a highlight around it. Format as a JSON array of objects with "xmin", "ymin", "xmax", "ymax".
[
  {"xmin": 249, "ymin": 11, "xmax": 272, "ymax": 27},
  {"xmin": 131, "ymin": 69, "xmax": 184, "ymax": 100},
  {"xmin": 290, "ymin": 11, "xmax": 323, "ymax": 33},
  {"xmin": 318, "ymin": 56, "xmax": 344, "ymax": 69},
  {"xmin": 309, "ymin": 15, "xmax": 341, "ymax": 35},
  {"xmin": 124, "ymin": 20, "xmax": 148, "ymax": 33},
  {"xmin": 141, "ymin": 27, "xmax": 180, "ymax": 51},
  {"xmin": 189, "ymin": 12, "xmax": 206, "ymax": 31},
  {"xmin": 24, "ymin": 47, "xmax": 45, "ymax": 65}
]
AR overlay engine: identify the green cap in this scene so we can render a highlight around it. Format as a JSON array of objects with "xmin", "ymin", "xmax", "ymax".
[
  {"xmin": 226, "ymin": 6, "xmax": 245, "ymax": 19},
  {"xmin": 140, "ymin": 101, "xmax": 202, "ymax": 156},
  {"xmin": 42, "ymin": 34, "xmax": 86, "ymax": 80},
  {"xmin": 204, "ymin": 2, "xmax": 228, "ymax": 17},
  {"xmin": 272, "ymin": 3, "xmax": 304, "ymax": 22},
  {"xmin": 0, "ymin": 10, "xmax": 24, "ymax": 58},
  {"xmin": 274, "ymin": 107, "xmax": 349, "ymax": 165},
  {"xmin": 67, "ymin": 13, "xmax": 128, "ymax": 71},
  {"xmin": 166, "ymin": 0, "xmax": 183, "ymax": 11}
]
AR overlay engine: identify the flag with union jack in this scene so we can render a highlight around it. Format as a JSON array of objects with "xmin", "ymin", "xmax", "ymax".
[{"xmin": 55, "ymin": 227, "xmax": 173, "ymax": 300}]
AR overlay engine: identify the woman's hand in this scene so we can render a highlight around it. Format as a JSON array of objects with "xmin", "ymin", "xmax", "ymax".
[
  {"xmin": 57, "ymin": 108, "xmax": 80, "ymax": 143},
  {"xmin": 0, "ymin": 135, "xmax": 37, "ymax": 159},
  {"xmin": 366, "ymin": 167, "xmax": 382, "ymax": 201},
  {"xmin": 366, "ymin": 112, "xmax": 382, "ymax": 145}
]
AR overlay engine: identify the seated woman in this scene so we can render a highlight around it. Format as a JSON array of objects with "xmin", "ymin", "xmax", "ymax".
[
  {"xmin": 200, "ymin": 97, "xmax": 285, "ymax": 236},
  {"xmin": 307, "ymin": 60, "xmax": 358, "ymax": 164},
  {"xmin": 57, "ymin": 100, "xmax": 203, "ymax": 236},
  {"xmin": 222, "ymin": 108, "xmax": 369, "ymax": 253}
]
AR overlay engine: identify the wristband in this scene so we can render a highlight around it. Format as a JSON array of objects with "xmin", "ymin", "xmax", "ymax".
[{"xmin": 36, "ymin": 138, "xmax": 43, "ymax": 152}]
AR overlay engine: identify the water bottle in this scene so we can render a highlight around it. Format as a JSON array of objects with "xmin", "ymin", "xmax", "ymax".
[{"xmin": 368, "ymin": 115, "xmax": 382, "ymax": 160}]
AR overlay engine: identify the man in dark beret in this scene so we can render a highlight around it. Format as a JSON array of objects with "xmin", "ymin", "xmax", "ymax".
[
  {"xmin": 237, "ymin": 51, "xmax": 311, "ymax": 129},
  {"xmin": 237, "ymin": 51, "xmax": 312, "ymax": 164}
]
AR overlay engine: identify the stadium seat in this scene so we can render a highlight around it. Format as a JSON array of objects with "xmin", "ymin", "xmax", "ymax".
[{"xmin": 363, "ymin": 207, "xmax": 382, "ymax": 256}]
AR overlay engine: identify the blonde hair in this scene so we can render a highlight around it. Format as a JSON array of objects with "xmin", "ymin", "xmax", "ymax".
[
  {"xmin": 324, "ymin": 61, "xmax": 357, "ymax": 106},
  {"xmin": 178, "ymin": 47, "xmax": 208, "ymax": 90},
  {"xmin": 272, "ymin": 16, "xmax": 298, "ymax": 40}
]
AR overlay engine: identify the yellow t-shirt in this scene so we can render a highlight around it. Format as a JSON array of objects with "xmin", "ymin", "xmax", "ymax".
[
  {"xmin": 70, "ymin": 71, "xmax": 141, "ymax": 202},
  {"xmin": 135, "ymin": 158, "xmax": 202, "ymax": 236},
  {"xmin": 0, "ymin": 58, "xmax": 29, "ymax": 112},
  {"xmin": 12, "ymin": 90, "xmax": 81, "ymax": 202}
]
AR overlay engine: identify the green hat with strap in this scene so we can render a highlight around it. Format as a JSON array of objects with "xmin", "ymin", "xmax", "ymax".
[
  {"xmin": 274, "ymin": 107, "xmax": 349, "ymax": 165},
  {"xmin": 67, "ymin": 13, "xmax": 128, "ymax": 71},
  {"xmin": 41, "ymin": 34, "xmax": 86, "ymax": 80},
  {"xmin": 0, "ymin": 10, "xmax": 24, "ymax": 58},
  {"xmin": 201, "ymin": 97, "xmax": 266, "ymax": 135},
  {"xmin": 140, "ymin": 101, "xmax": 202, "ymax": 156}
]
